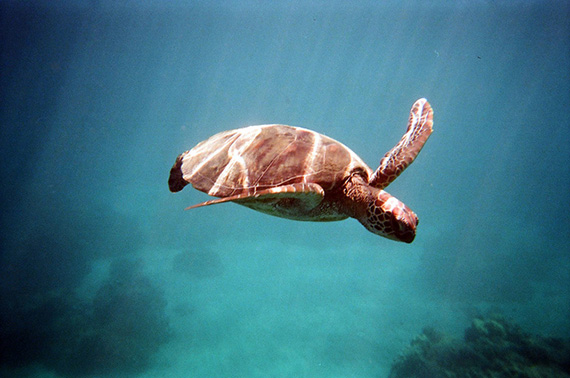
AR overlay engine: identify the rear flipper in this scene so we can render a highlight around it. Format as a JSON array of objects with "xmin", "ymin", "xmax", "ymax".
[{"xmin": 185, "ymin": 183, "xmax": 325, "ymax": 220}]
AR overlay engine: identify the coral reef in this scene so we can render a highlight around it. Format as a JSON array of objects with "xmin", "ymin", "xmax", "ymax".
[
  {"xmin": 0, "ymin": 258, "xmax": 171, "ymax": 377},
  {"xmin": 62, "ymin": 259, "xmax": 171, "ymax": 376},
  {"xmin": 389, "ymin": 315, "xmax": 570, "ymax": 378}
]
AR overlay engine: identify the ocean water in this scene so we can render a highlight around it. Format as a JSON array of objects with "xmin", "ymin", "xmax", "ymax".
[{"xmin": 1, "ymin": 1, "xmax": 569, "ymax": 377}]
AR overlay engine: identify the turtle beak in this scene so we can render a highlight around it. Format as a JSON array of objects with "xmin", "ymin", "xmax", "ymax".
[
  {"xmin": 395, "ymin": 211, "xmax": 417, "ymax": 243},
  {"xmin": 389, "ymin": 202, "xmax": 417, "ymax": 243}
]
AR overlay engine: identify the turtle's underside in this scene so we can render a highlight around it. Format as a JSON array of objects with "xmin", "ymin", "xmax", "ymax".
[{"xmin": 169, "ymin": 98, "xmax": 433, "ymax": 242}]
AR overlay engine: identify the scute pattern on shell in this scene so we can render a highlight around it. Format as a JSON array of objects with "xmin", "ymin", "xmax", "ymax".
[{"xmin": 174, "ymin": 125, "xmax": 372, "ymax": 198}]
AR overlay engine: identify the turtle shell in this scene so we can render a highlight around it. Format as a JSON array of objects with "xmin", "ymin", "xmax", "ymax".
[{"xmin": 169, "ymin": 125, "xmax": 372, "ymax": 198}]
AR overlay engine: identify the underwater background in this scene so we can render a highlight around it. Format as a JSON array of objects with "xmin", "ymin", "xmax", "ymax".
[{"xmin": 1, "ymin": 1, "xmax": 569, "ymax": 377}]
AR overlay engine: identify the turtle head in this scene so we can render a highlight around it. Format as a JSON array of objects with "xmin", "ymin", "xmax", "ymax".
[{"xmin": 360, "ymin": 190, "xmax": 418, "ymax": 243}]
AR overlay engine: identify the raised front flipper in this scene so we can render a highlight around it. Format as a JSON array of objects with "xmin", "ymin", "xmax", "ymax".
[
  {"xmin": 185, "ymin": 183, "xmax": 326, "ymax": 220},
  {"xmin": 369, "ymin": 98, "xmax": 434, "ymax": 189}
]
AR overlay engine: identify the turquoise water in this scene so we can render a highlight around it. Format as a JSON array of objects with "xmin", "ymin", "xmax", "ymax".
[{"xmin": 1, "ymin": 1, "xmax": 569, "ymax": 377}]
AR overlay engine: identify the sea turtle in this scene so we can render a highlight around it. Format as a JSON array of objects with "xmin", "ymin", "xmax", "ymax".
[{"xmin": 169, "ymin": 98, "xmax": 433, "ymax": 243}]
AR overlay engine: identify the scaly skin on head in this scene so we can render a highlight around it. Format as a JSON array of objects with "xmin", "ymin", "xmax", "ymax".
[
  {"xmin": 362, "ymin": 190, "xmax": 418, "ymax": 243},
  {"xmin": 343, "ymin": 174, "xmax": 418, "ymax": 243}
]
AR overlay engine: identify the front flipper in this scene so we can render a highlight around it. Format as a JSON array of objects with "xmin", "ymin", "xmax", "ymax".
[
  {"xmin": 369, "ymin": 98, "xmax": 434, "ymax": 189},
  {"xmin": 185, "ymin": 183, "xmax": 325, "ymax": 220}
]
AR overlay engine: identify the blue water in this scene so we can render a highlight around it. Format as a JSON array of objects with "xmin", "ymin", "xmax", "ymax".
[{"xmin": 1, "ymin": 1, "xmax": 569, "ymax": 377}]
